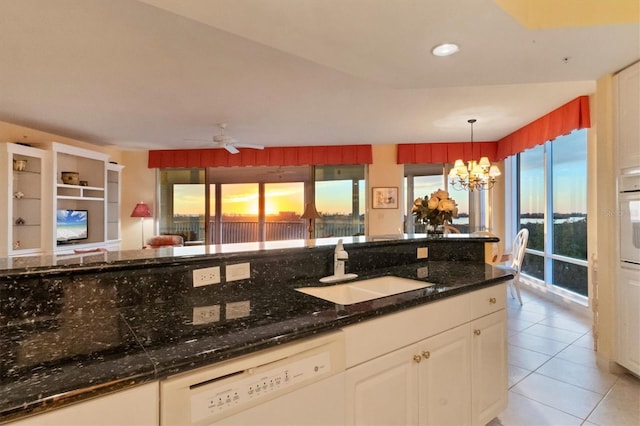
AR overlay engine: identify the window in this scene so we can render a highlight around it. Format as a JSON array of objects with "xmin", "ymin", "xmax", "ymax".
[
  {"xmin": 159, "ymin": 167, "xmax": 308, "ymax": 244},
  {"xmin": 220, "ymin": 183, "xmax": 259, "ymax": 243},
  {"xmin": 265, "ymin": 182, "xmax": 305, "ymax": 241},
  {"xmin": 516, "ymin": 129, "xmax": 588, "ymax": 298},
  {"xmin": 404, "ymin": 164, "xmax": 470, "ymax": 233},
  {"xmin": 315, "ymin": 165, "xmax": 366, "ymax": 238},
  {"xmin": 160, "ymin": 165, "xmax": 358, "ymax": 244},
  {"xmin": 158, "ymin": 169, "xmax": 205, "ymax": 243}
]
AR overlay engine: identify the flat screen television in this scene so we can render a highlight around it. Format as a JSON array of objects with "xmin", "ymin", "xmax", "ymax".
[{"xmin": 56, "ymin": 209, "xmax": 88, "ymax": 244}]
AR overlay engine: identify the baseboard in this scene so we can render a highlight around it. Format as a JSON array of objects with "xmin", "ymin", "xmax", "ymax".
[{"xmin": 519, "ymin": 279, "xmax": 592, "ymax": 320}]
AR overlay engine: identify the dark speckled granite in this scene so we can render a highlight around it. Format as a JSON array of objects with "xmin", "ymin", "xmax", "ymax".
[{"xmin": 0, "ymin": 234, "xmax": 508, "ymax": 423}]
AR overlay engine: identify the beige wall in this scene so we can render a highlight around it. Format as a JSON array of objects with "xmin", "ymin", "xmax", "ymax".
[
  {"xmin": 120, "ymin": 151, "xmax": 156, "ymax": 250},
  {"xmin": 367, "ymin": 144, "xmax": 406, "ymax": 235}
]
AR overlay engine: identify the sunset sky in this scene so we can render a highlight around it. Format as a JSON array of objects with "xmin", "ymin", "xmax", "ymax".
[{"xmin": 173, "ymin": 180, "xmax": 365, "ymax": 216}]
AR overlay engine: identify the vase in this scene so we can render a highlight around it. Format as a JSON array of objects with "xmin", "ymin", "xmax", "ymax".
[{"xmin": 426, "ymin": 224, "xmax": 444, "ymax": 235}]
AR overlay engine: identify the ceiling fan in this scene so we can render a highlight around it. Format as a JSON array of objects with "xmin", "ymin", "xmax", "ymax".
[{"xmin": 212, "ymin": 123, "xmax": 264, "ymax": 154}]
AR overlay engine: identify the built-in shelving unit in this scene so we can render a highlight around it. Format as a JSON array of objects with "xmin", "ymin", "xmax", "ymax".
[
  {"xmin": 1, "ymin": 142, "xmax": 124, "ymax": 257},
  {"xmin": 0, "ymin": 143, "xmax": 49, "ymax": 257},
  {"xmin": 52, "ymin": 142, "xmax": 111, "ymax": 254},
  {"xmin": 106, "ymin": 163, "xmax": 124, "ymax": 243}
]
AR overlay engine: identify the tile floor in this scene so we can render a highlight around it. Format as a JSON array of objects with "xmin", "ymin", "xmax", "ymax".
[{"xmin": 488, "ymin": 286, "xmax": 640, "ymax": 426}]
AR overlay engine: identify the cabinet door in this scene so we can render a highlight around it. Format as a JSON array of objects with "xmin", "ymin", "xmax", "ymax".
[
  {"xmin": 417, "ymin": 324, "xmax": 471, "ymax": 426},
  {"xmin": 7, "ymin": 382, "xmax": 159, "ymax": 426},
  {"xmin": 617, "ymin": 266, "xmax": 640, "ymax": 375},
  {"xmin": 471, "ymin": 310, "xmax": 507, "ymax": 426},
  {"xmin": 346, "ymin": 344, "xmax": 419, "ymax": 426},
  {"xmin": 616, "ymin": 61, "xmax": 640, "ymax": 170}
]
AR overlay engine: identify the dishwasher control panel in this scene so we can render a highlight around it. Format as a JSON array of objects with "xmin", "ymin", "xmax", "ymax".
[
  {"xmin": 160, "ymin": 331, "xmax": 345, "ymax": 425},
  {"xmin": 190, "ymin": 351, "xmax": 330, "ymax": 423}
]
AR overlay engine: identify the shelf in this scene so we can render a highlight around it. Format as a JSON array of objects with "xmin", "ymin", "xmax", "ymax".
[
  {"xmin": 57, "ymin": 196, "xmax": 105, "ymax": 201},
  {"xmin": 13, "ymin": 169, "xmax": 41, "ymax": 176},
  {"xmin": 57, "ymin": 183, "xmax": 104, "ymax": 191}
]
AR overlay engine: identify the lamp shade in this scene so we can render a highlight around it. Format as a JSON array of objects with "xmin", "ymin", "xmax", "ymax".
[
  {"xmin": 131, "ymin": 202, "xmax": 152, "ymax": 218},
  {"xmin": 300, "ymin": 202, "xmax": 321, "ymax": 219}
]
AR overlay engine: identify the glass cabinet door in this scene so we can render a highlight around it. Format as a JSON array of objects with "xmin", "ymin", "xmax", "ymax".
[{"xmin": 2, "ymin": 143, "xmax": 47, "ymax": 256}]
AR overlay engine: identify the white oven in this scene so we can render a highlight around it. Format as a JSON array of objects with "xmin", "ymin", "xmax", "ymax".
[{"xmin": 619, "ymin": 174, "xmax": 640, "ymax": 266}]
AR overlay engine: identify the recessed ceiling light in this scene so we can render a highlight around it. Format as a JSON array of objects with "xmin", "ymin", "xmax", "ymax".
[{"xmin": 431, "ymin": 43, "xmax": 460, "ymax": 57}]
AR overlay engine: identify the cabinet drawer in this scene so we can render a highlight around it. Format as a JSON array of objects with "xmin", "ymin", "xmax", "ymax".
[
  {"xmin": 343, "ymin": 291, "xmax": 474, "ymax": 368},
  {"xmin": 468, "ymin": 284, "xmax": 506, "ymax": 319}
]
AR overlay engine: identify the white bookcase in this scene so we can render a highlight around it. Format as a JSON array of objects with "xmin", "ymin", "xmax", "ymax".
[
  {"xmin": 0, "ymin": 143, "xmax": 49, "ymax": 257},
  {"xmin": 1, "ymin": 142, "xmax": 124, "ymax": 257}
]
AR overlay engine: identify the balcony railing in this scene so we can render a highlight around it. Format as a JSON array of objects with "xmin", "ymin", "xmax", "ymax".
[{"xmin": 161, "ymin": 219, "xmax": 364, "ymax": 244}]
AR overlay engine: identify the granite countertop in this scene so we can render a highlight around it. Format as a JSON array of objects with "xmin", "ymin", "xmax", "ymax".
[
  {"xmin": 0, "ymin": 258, "xmax": 511, "ymax": 423},
  {"xmin": 0, "ymin": 234, "xmax": 496, "ymax": 274}
]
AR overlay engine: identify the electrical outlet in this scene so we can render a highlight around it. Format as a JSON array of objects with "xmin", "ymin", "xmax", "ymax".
[
  {"xmin": 417, "ymin": 247, "xmax": 428, "ymax": 259},
  {"xmin": 417, "ymin": 266, "xmax": 429, "ymax": 279},
  {"xmin": 192, "ymin": 266, "xmax": 221, "ymax": 287},
  {"xmin": 226, "ymin": 262, "xmax": 250, "ymax": 282},
  {"xmin": 192, "ymin": 305, "xmax": 220, "ymax": 325}
]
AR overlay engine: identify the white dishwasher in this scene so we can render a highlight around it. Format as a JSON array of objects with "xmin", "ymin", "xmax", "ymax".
[{"xmin": 160, "ymin": 331, "xmax": 346, "ymax": 426}]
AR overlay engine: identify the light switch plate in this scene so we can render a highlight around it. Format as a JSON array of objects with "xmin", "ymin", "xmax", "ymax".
[
  {"xmin": 226, "ymin": 300, "xmax": 250, "ymax": 319},
  {"xmin": 226, "ymin": 262, "xmax": 250, "ymax": 282},
  {"xmin": 417, "ymin": 247, "xmax": 428, "ymax": 259}
]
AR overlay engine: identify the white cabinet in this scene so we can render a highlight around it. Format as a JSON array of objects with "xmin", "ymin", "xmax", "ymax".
[
  {"xmin": 346, "ymin": 345, "xmax": 419, "ymax": 425},
  {"xmin": 0, "ymin": 143, "xmax": 49, "ymax": 257},
  {"xmin": 615, "ymin": 61, "xmax": 640, "ymax": 171},
  {"xmin": 419, "ymin": 323, "xmax": 472, "ymax": 425},
  {"xmin": 344, "ymin": 284, "xmax": 507, "ymax": 426},
  {"xmin": 617, "ymin": 265, "xmax": 640, "ymax": 375},
  {"xmin": 470, "ymin": 311, "xmax": 508, "ymax": 426},
  {"xmin": 6, "ymin": 382, "xmax": 159, "ymax": 426}
]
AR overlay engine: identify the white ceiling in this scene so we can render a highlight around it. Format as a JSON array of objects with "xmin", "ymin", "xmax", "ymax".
[{"xmin": 0, "ymin": 0, "xmax": 638, "ymax": 151}]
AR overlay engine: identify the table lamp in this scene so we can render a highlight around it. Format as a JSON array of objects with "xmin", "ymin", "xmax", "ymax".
[
  {"xmin": 131, "ymin": 201, "xmax": 152, "ymax": 248},
  {"xmin": 300, "ymin": 202, "xmax": 321, "ymax": 239}
]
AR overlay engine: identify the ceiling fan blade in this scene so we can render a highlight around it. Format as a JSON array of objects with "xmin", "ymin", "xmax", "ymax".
[
  {"xmin": 224, "ymin": 144, "xmax": 240, "ymax": 154},
  {"xmin": 234, "ymin": 143, "xmax": 264, "ymax": 150}
]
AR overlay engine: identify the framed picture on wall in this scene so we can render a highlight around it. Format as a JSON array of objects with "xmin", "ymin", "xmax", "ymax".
[{"xmin": 372, "ymin": 187, "xmax": 398, "ymax": 209}]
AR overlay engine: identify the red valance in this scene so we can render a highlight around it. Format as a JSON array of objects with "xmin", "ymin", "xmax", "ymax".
[
  {"xmin": 397, "ymin": 96, "xmax": 591, "ymax": 164},
  {"xmin": 397, "ymin": 141, "xmax": 498, "ymax": 164},
  {"xmin": 495, "ymin": 95, "xmax": 590, "ymax": 159},
  {"xmin": 148, "ymin": 145, "xmax": 373, "ymax": 168}
]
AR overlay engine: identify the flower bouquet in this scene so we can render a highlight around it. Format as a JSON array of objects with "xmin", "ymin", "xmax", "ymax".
[{"xmin": 412, "ymin": 189, "xmax": 458, "ymax": 233}]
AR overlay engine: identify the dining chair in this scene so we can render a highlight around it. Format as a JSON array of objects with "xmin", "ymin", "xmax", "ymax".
[
  {"xmin": 443, "ymin": 223, "xmax": 461, "ymax": 234},
  {"xmin": 499, "ymin": 228, "xmax": 529, "ymax": 305}
]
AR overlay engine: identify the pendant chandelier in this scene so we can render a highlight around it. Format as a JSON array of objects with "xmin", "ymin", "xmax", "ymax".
[{"xmin": 448, "ymin": 119, "xmax": 501, "ymax": 191}]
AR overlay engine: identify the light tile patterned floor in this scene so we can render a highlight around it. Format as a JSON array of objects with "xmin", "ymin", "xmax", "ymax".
[{"xmin": 487, "ymin": 286, "xmax": 640, "ymax": 426}]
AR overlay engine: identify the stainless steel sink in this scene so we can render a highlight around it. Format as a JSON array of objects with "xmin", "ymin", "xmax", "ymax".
[{"xmin": 296, "ymin": 276, "xmax": 433, "ymax": 305}]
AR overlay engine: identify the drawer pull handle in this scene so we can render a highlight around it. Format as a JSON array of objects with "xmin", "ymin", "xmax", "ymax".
[
  {"xmin": 474, "ymin": 329, "xmax": 482, "ymax": 336},
  {"xmin": 489, "ymin": 297, "xmax": 497, "ymax": 304},
  {"xmin": 422, "ymin": 351, "xmax": 431, "ymax": 359},
  {"xmin": 413, "ymin": 355, "xmax": 422, "ymax": 363}
]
